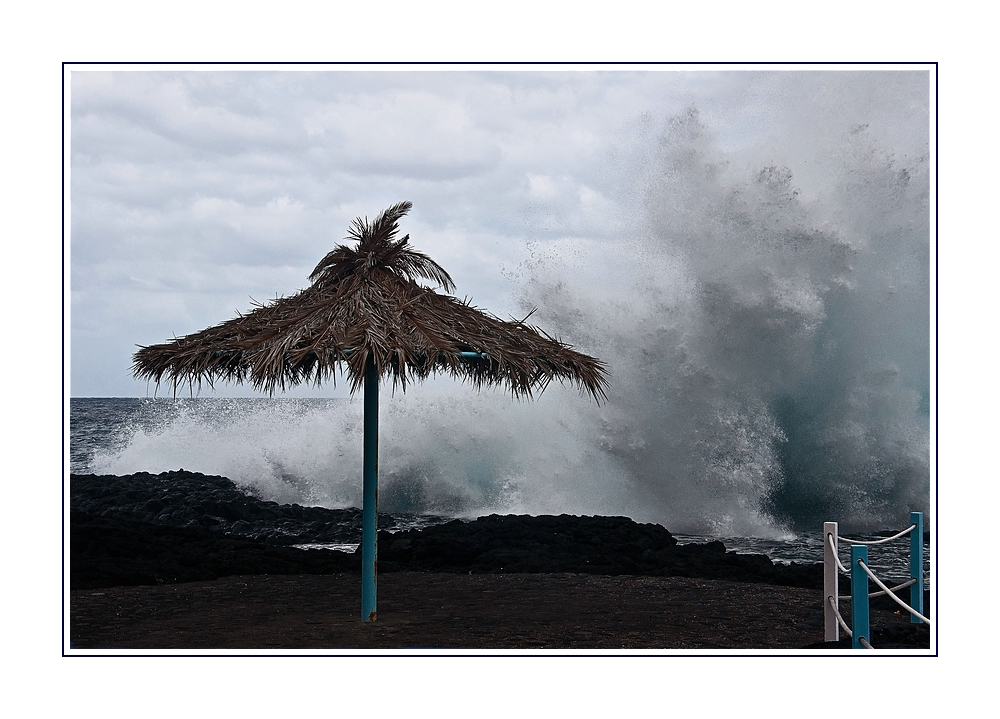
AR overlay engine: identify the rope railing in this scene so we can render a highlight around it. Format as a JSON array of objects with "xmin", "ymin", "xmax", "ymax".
[
  {"xmin": 838, "ymin": 524, "xmax": 917, "ymax": 545},
  {"xmin": 838, "ymin": 577, "xmax": 918, "ymax": 601},
  {"xmin": 857, "ymin": 559, "xmax": 932, "ymax": 625},
  {"xmin": 827, "ymin": 595, "xmax": 852, "ymax": 638},
  {"xmin": 823, "ymin": 512, "xmax": 928, "ymax": 649},
  {"xmin": 826, "ymin": 532, "xmax": 850, "ymax": 574}
]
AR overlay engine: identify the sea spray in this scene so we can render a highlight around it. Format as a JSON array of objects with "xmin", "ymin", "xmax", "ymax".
[
  {"xmin": 510, "ymin": 108, "xmax": 930, "ymax": 534},
  {"xmin": 79, "ymin": 100, "xmax": 930, "ymax": 536},
  {"xmin": 86, "ymin": 398, "xmax": 362, "ymax": 507},
  {"xmin": 83, "ymin": 394, "xmax": 638, "ymax": 519}
]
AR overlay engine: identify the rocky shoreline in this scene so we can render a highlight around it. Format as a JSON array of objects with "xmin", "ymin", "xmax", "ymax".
[
  {"xmin": 68, "ymin": 471, "xmax": 930, "ymax": 650},
  {"xmin": 71, "ymin": 470, "xmax": 822, "ymax": 589}
]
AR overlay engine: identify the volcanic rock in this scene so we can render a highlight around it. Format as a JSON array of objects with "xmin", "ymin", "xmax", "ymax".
[{"xmin": 70, "ymin": 471, "xmax": 824, "ymax": 591}]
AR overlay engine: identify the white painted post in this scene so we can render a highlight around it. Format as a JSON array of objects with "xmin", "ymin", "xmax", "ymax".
[{"xmin": 823, "ymin": 521, "xmax": 839, "ymax": 642}]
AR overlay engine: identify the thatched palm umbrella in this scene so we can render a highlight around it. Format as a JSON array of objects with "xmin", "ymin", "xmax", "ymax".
[{"xmin": 133, "ymin": 201, "xmax": 609, "ymax": 621}]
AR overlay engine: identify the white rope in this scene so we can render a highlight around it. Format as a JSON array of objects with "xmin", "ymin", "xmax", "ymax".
[
  {"xmin": 827, "ymin": 532, "xmax": 850, "ymax": 574},
  {"xmin": 859, "ymin": 637, "xmax": 873, "ymax": 649},
  {"xmin": 839, "ymin": 577, "xmax": 917, "ymax": 601},
  {"xmin": 858, "ymin": 559, "xmax": 931, "ymax": 624},
  {"xmin": 827, "ymin": 595, "xmax": 852, "ymax": 638},
  {"xmin": 839, "ymin": 524, "xmax": 916, "ymax": 545}
]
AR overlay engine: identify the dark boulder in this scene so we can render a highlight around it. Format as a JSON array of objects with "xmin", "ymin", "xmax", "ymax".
[
  {"xmin": 71, "ymin": 510, "xmax": 359, "ymax": 589},
  {"xmin": 376, "ymin": 512, "xmax": 823, "ymax": 588},
  {"xmin": 70, "ymin": 471, "xmax": 825, "ymax": 591}
]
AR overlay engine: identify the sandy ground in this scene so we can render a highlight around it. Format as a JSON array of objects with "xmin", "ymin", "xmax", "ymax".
[{"xmin": 70, "ymin": 571, "xmax": 844, "ymax": 651}]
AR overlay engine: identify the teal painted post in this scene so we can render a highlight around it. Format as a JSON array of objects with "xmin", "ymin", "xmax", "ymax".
[
  {"xmin": 851, "ymin": 545, "xmax": 870, "ymax": 648},
  {"xmin": 910, "ymin": 511, "xmax": 924, "ymax": 623},
  {"xmin": 361, "ymin": 357, "xmax": 379, "ymax": 622}
]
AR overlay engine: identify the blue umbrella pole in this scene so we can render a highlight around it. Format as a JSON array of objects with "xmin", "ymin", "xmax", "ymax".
[{"xmin": 361, "ymin": 357, "xmax": 379, "ymax": 622}]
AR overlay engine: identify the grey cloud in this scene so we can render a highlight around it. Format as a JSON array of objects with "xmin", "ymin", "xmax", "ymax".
[
  {"xmin": 70, "ymin": 69, "xmax": 927, "ymax": 398},
  {"xmin": 303, "ymin": 89, "xmax": 503, "ymax": 180}
]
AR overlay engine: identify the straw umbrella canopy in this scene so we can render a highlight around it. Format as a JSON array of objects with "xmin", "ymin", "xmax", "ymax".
[{"xmin": 132, "ymin": 201, "xmax": 609, "ymax": 620}]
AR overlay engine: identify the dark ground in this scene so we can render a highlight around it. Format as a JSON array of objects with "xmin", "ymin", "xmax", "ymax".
[
  {"xmin": 70, "ymin": 571, "xmax": 929, "ymax": 651},
  {"xmin": 68, "ymin": 471, "xmax": 931, "ymax": 651}
]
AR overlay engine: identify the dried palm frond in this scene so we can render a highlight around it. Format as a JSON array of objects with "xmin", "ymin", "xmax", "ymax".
[{"xmin": 133, "ymin": 202, "xmax": 609, "ymax": 401}]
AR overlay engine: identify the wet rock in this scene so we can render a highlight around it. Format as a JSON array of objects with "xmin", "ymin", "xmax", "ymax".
[
  {"xmin": 71, "ymin": 510, "xmax": 359, "ymax": 590},
  {"xmin": 70, "ymin": 471, "xmax": 825, "ymax": 591},
  {"xmin": 72, "ymin": 471, "xmax": 367, "ymax": 545},
  {"xmin": 376, "ymin": 513, "xmax": 823, "ymax": 588}
]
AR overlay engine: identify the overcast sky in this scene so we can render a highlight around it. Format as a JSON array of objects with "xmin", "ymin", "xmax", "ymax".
[{"xmin": 69, "ymin": 67, "xmax": 931, "ymax": 397}]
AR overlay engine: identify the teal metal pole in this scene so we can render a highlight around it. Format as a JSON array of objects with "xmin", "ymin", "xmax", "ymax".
[
  {"xmin": 910, "ymin": 511, "xmax": 924, "ymax": 624},
  {"xmin": 851, "ymin": 545, "xmax": 870, "ymax": 649},
  {"xmin": 361, "ymin": 357, "xmax": 379, "ymax": 622}
]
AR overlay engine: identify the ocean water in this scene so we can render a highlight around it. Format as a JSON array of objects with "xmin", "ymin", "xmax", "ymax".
[{"xmin": 69, "ymin": 396, "xmax": 931, "ymax": 586}]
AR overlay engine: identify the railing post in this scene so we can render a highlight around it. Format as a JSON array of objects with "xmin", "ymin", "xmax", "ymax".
[
  {"xmin": 910, "ymin": 511, "xmax": 924, "ymax": 624},
  {"xmin": 851, "ymin": 545, "xmax": 870, "ymax": 649},
  {"xmin": 823, "ymin": 521, "xmax": 839, "ymax": 641}
]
